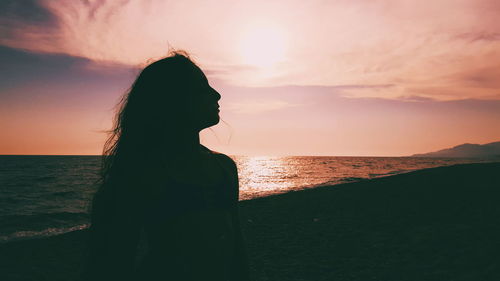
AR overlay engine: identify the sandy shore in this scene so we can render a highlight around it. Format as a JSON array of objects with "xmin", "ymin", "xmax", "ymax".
[{"xmin": 1, "ymin": 162, "xmax": 499, "ymax": 281}]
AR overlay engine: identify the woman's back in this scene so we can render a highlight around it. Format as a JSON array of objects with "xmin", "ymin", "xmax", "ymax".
[{"xmin": 135, "ymin": 152, "xmax": 238, "ymax": 281}]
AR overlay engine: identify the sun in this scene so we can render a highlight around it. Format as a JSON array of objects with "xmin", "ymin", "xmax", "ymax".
[{"xmin": 239, "ymin": 24, "xmax": 287, "ymax": 68}]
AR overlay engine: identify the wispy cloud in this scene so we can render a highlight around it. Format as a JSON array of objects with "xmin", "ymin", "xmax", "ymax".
[
  {"xmin": 225, "ymin": 100, "xmax": 303, "ymax": 114},
  {"xmin": 1, "ymin": 0, "xmax": 499, "ymax": 100},
  {"xmin": 455, "ymin": 32, "xmax": 500, "ymax": 43}
]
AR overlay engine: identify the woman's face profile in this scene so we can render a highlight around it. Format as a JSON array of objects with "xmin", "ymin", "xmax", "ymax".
[{"xmin": 183, "ymin": 64, "xmax": 222, "ymax": 131}]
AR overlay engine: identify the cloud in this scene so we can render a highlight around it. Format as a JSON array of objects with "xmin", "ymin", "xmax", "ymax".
[
  {"xmin": 397, "ymin": 95, "xmax": 436, "ymax": 102},
  {"xmin": 0, "ymin": 0, "xmax": 56, "ymax": 25},
  {"xmin": 225, "ymin": 100, "xmax": 303, "ymax": 114},
  {"xmin": 455, "ymin": 32, "xmax": 500, "ymax": 43},
  {"xmin": 455, "ymin": 65, "xmax": 500, "ymax": 89},
  {"xmin": 1, "ymin": 0, "xmax": 499, "ymax": 100}
]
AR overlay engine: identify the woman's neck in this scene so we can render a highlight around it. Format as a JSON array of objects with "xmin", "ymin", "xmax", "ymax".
[{"xmin": 164, "ymin": 129, "xmax": 206, "ymax": 161}]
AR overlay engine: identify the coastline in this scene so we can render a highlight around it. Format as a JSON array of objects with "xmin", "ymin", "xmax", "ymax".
[{"xmin": 1, "ymin": 162, "xmax": 499, "ymax": 280}]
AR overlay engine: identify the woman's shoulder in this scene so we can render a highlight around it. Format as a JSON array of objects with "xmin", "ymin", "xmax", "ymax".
[{"xmin": 201, "ymin": 145, "xmax": 237, "ymax": 170}]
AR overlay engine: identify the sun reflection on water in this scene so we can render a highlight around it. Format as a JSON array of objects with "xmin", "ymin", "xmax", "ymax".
[
  {"xmin": 232, "ymin": 156, "xmax": 490, "ymax": 201},
  {"xmin": 235, "ymin": 156, "xmax": 312, "ymax": 200}
]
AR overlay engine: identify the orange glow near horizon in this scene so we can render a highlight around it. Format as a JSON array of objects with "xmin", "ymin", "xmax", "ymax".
[{"xmin": 0, "ymin": 0, "xmax": 499, "ymax": 156}]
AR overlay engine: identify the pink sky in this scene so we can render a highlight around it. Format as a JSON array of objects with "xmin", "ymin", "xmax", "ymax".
[{"xmin": 0, "ymin": 0, "xmax": 499, "ymax": 156}]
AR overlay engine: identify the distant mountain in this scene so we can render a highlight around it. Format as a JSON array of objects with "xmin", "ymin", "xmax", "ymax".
[{"xmin": 411, "ymin": 141, "xmax": 500, "ymax": 158}]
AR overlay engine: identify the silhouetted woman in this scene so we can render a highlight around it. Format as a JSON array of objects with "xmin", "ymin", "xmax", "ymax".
[{"xmin": 81, "ymin": 50, "xmax": 251, "ymax": 281}]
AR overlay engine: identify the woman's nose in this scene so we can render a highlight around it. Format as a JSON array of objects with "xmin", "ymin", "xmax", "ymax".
[{"xmin": 212, "ymin": 88, "xmax": 221, "ymax": 101}]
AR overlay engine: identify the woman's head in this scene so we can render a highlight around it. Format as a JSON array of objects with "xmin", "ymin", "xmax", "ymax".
[{"xmin": 121, "ymin": 51, "xmax": 221, "ymax": 138}]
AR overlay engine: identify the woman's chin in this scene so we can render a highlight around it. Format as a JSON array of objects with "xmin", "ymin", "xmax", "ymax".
[
  {"xmin": 199, "ymin": 116, "xmax": 220, "ymax": 130},
  {"xmin": 210, "ymin": 116, "xmax": 220, "ymax": 126}
]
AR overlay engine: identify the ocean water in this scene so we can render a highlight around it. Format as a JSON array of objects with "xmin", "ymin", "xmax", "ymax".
[{"xmin": 0, "ymin": 155, "xmax": 490, "ymax": 243}]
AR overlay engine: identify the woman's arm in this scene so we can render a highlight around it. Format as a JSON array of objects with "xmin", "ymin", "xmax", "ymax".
[{"xmin": 219, "ymin": 154, "xmax": 252, "ymax": 281}]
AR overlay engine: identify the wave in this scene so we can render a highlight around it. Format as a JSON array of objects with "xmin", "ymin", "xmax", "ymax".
[
  {"xmin": 0, "ymin": 224, "xmax": 89, "ymax": 244},
  {"xmin": 0, "ymin": 212, "xmax": 89, "ymax": 231},
  {"xmin": 308, "ymin": 177, "xmax": 369, "ymax": 189},
  {"xmin": 369, "ymin": 169, "xmax": 413, "ymax": 178},
  {"xmin": 51, "ymin": 191, "xmax": 78, "ymax": 197},
  {"xmin": 36, "ymin": 175, "xmax": 57, "ymax": 181},
  {"xmin": 340, "ymin": 177, "xmax": 369, "ymax": 183}
]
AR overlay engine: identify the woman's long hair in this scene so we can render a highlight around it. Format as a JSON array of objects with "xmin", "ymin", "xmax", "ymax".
[{"xmin": 82, "ymin": 50, "xmax": 200, "ymax": 280}]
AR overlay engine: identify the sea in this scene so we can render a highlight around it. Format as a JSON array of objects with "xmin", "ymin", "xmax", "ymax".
[{"xmin": 0, "ymin": 155, "xmax": 492, "ymax": 243}]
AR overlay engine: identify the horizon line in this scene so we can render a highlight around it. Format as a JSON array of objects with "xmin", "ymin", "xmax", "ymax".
[{"xmin": 0, "ymin": 154, "xmax": 409, "ymax": 158}]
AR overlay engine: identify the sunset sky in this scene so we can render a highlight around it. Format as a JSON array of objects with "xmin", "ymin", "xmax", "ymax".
[{"xmin": 1, "ymin": 0, "xmax": 499, "ymax": 156}]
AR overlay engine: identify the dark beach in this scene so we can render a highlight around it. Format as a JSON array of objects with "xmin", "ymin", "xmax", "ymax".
[{"xmin": 1, "ymin": 162, "xmax": 499, "ymax": 281}]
